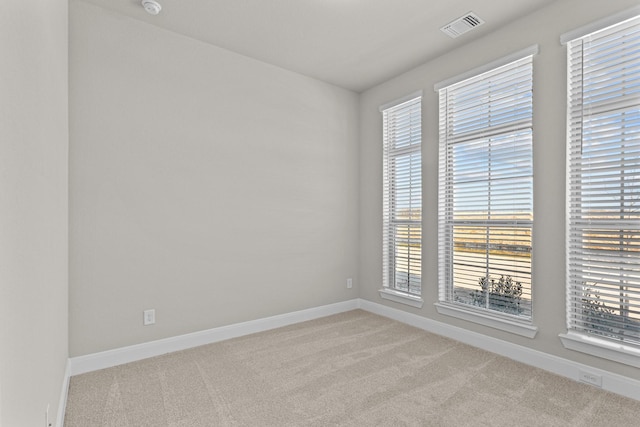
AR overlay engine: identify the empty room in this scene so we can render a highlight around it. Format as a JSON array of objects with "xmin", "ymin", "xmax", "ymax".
[{"xmin": 2, "ymin": 0, "xmax": 640, "ymax": 425}]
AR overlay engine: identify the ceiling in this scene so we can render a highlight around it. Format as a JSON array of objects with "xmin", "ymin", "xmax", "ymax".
[{"xmin": 79, "ymin": 0, "xmax": 558, "ymax": 92}]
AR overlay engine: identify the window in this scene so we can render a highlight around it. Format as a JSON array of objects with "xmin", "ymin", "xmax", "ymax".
[
  {"xmin": 436, "ymin": 48, "xmax": 536, "ymax": 334},
  {"xmin": 562, "ymin": 13, "xmax": 640, "ymax": 365},
  {"xmin": 380, "ymin": 93, "xmax": 422, "ymax": 306}
]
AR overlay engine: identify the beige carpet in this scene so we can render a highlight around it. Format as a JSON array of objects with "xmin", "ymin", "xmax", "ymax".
[{"xmin": 64, "ymin": 310, "xmax": 640, "ymax": 426}]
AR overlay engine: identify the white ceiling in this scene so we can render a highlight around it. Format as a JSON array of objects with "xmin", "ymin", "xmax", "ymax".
[{"xmin": 79, "ymin": 0, "xmax": 558, "ymax": 92}]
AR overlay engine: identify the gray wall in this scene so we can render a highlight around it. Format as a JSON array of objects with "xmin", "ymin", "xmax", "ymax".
[
  {"xmin": 69, "ymin": 1, "xmax": 359, "ymax": 357},
  {"xmin": 0, "ymin": 0, "xmax": 69, "ymax": 425},
  {"xmin": 359, "ymin": 0, "xmax": 640, "ymax": 380}
]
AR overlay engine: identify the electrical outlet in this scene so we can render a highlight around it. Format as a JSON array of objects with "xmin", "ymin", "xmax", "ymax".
[
  {"xmin": 578, "ymin": 370, "xmax": 602, "ymax": 387},
  {"xmin": 347, "ymin": 278, "xmax": 353, "ymax": 289},
  {"xmin": 143, "ymin": 309, "xmax": 155, "ymax": 326}
]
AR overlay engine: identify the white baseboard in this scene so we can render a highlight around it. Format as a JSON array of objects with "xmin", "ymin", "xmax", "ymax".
[
  {"xmin": 57, "ymin": 359, "xmax": 70, "ymax": 427},
  {"xmin": 63, "ymin": 296, "xmax": 638, "ymax": 421},
  {"xmin": 358, "ymin": 299, "xmax": 640, "ymax": 401},
  {"xmin": 69, "ymin": 299, "xmax": 359, "ymax": 376}
]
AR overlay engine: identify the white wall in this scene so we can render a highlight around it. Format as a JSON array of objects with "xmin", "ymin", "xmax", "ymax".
[
  {"xmin": 359, "ymin": 0, "xmax": 640, "ymax": 380},
  {"xmin": 0, "ymin": 0, "xmax": 69, "ymax": 425},
  {"xmin": 69, "ymin": 1, "xmax": 359, "ymax": 357}
]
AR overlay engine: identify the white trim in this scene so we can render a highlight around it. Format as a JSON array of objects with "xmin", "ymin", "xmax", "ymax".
[
  {"xmin": 359, "ymin": 299, "xmax": 640, "ymax": 401},
  {"xmin": 63, "ymin": 299, "xmax": 640, "ymax": 406},
  {"xmin": 433, "ymin": 45, "xmax": 538, "ymax": 92},
  {"xmin": 560, "ymin": 332, "xmax": 640, "ymax": 369},
  {"xmin": 69, "ymin": 299, "xmax": 359, "ymax": 376},
  {"xmin": 57, "ymin": 359, "xmax": 70, "ymax": 427},
  {"xmin": 379, "ymin": 90, "xmax": 423, "ymax": 112},
  {"xmin": 560, "ymin": 5, "xmax": 640, "ymax": 45},
  {"xmin": 435, "ymin": 302, "xmax": 538, "ymax": 338},
  {"xmin": 379, "ymin": 288, "xmax": 424, "ymax": 308}
]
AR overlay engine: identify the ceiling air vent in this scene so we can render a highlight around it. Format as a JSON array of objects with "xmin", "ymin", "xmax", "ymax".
[{"xmin": 441, "ymin": 12, "xmax": 485, "ymax": 38}]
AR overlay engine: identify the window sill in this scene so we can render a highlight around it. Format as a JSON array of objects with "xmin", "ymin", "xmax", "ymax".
[
  {"xmin": 379, "ymin": 288, "xmax": 424, "ymax": 308},
  {"xmin": 435, "ymin": 302, "xmax": 538, "ymax": 338},
  {"xmin": 559, "ymin": 332, "xmax": 640, "ymax": 368}
]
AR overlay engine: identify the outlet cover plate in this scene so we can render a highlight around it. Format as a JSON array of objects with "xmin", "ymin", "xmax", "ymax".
[
  {"xmin": 578, "ymin": 370, "xmax": 602, "ymax": 387},
  {"xmin": 143, "ymin": 309, "xmax": 156, "ymax": 326}
]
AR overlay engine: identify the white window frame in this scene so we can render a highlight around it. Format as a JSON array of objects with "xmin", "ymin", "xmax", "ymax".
[
  {"xmin": 560, "ymin": 9, "xmax": 640, "ymax": 368},
  {"xmin": 379, "ymin": 91, "xmax": 423, "ymax": 308},
  {"xmin": 434, "ymin": 46, "xmax": 539, "ymax": 338}
]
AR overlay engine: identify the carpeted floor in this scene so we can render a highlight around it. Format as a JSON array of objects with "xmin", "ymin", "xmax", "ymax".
[{"xmin": 64, "ymin": 310, "xmax": 640, "ymax": 426}]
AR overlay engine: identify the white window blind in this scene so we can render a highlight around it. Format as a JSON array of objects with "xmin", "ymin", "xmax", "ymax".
[
  {"xmin": 438, "ymin": 54, "xmax": 533, "ymax": 319},
  {"xmin": 382, "ymin": 95, "xmax": 422, "ymax": 295},
  {"xmin": 566, "ymin": 15, "xmax": 640, "ymax": 346}
]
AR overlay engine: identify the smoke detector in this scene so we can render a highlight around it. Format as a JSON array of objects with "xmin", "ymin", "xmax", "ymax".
[
  {"xmin": 142, "ymin": 0, "xmax": 162, "ymax": 15},
  {"xmin": 441, "ymin": 12, "xmax": 484, "ymax": 38}
]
